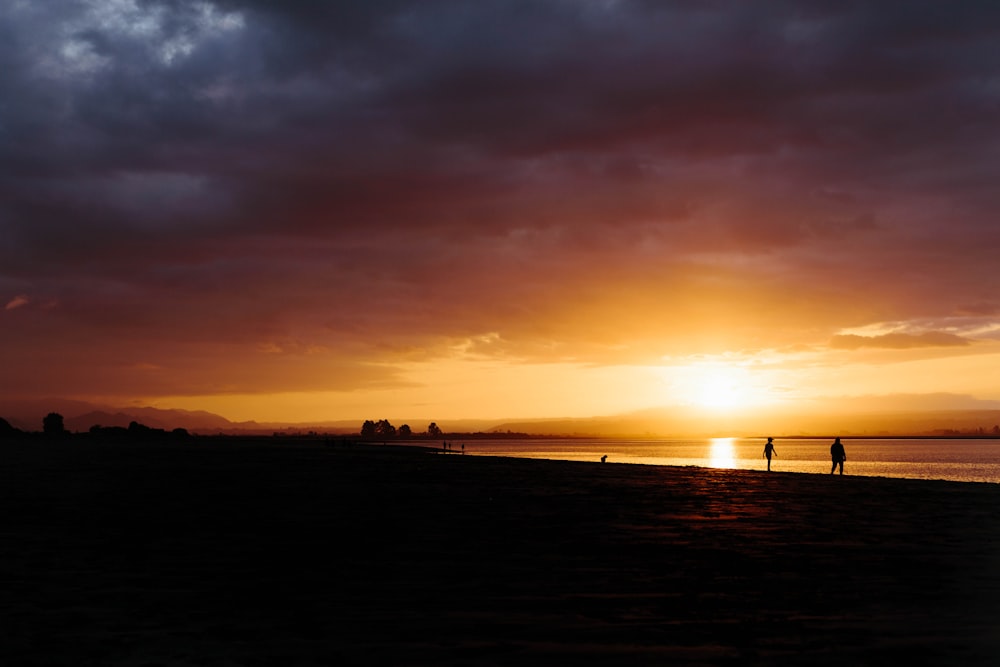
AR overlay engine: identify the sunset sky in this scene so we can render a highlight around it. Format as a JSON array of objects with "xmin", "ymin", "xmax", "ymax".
[{"xmin": 3, "ymin": 1, "xmax": 1000, "ymax": 426}]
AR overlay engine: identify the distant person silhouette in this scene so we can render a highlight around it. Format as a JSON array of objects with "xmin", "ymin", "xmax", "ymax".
[
  {"xmin": 601, "ymin": 454, "xmax": 607, "ymax": 463},
  {"xmin": 763, "ymin": 437, "xmax": 776, "ymax": 471},
  {"xmin": 830, "ymin": 438, "xmax": 846, "ymax": 475}
]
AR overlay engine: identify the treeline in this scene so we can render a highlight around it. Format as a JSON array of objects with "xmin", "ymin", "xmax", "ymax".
[
  {"xmin": 0, "ymin": 412, "xmax": 190, "ymax": 441},
  {"xmin": 358, "ymin": 419, "xmax": 531, "ymax": 440},
  {"xmin": 360, "ymin": 419, "xmax": 442, "ymax": 439}
]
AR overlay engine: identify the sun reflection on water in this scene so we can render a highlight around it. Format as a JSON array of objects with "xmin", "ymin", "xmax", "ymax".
[{"xmin": 709, "ymin": 437, "xmax": 737, "ymax": 469}]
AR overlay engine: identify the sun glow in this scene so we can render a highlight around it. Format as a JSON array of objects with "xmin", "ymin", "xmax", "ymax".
[
  {"xmin": 671, "ymin": 361, "xmax": 764, "ymax": 412},
  {"xmin": 695, "ymin": 368, "xmax": 744, "ymax": 409}
]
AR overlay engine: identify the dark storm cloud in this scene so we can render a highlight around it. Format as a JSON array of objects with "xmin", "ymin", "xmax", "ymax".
[
  {"xmin": 3, "ymin": 0, "xmax": 1000, "ymax": 397},
  {"xmin": 7, "ymin": 1, "xmax": 1000, "ymax": 242}
]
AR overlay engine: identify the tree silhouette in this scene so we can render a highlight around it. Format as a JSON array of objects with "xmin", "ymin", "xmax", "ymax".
[
  {"xmin": 398, "ymin": 424, "xmax": 412, "ymax": 437},
  {"xmin": 360, "ymin": 420, "xmax": 377, "ymax": 438},
  {"xmin": 0, "ymin": 417, "xmax": 19, "ymax": 437},
  {"xmin": 427, "ymin": 422, "xmax": 442, "ymax": 437},
  {"xmin": 374, "ymin": 419, "xmax": 396, "ymax": 438},
  {"xmin": 43, "ymin": 412, "xmax": 67, "ymax": 436}
]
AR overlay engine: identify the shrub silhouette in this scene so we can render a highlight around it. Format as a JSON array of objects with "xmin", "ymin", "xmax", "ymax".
[
  {"xmin": 0, "ymin": 417, "xmax": 22, "ymax": 438},
  {"xmin": 43, "ymin": 412, "xmax": 67, "ymax": 436}
]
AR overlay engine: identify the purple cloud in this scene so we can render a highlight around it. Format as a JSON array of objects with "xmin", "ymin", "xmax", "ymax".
[{"xmin": 2, "ymin": 0, "xmax": 1000, "ymax": 400}]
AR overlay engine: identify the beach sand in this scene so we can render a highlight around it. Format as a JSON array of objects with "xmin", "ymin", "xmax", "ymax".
[{"xmin": 2, "ymin": 438, "xmax": 999, "ymax": 666}]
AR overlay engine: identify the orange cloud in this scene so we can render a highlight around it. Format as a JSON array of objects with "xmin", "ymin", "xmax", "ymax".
[{"xmin": 829, "ymin": 332, "xmax": 972, "ymax": 350}]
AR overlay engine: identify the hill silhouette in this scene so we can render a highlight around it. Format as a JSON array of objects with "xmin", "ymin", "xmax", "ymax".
[
  {"xmin": 0, "ymin": 399, "xmax": 243, "ymax": 434},
  {"xmin": 2, "ymin": 395, "xmax": 1000, "ymax": 438}
]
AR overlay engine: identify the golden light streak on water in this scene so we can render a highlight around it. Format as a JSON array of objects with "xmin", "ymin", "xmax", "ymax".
[{"xmin": 709, "ymin": 437, "xmax": 737, "ymax": 469}]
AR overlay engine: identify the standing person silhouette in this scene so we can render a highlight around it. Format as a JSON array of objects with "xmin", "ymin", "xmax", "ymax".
[
  {"xmin": 830, "ymin": 437, "xmax": 846, "ymax": 475},
  {"xmin": 763, "ymin": 437, "xmax": 777, "ymax": 471}
]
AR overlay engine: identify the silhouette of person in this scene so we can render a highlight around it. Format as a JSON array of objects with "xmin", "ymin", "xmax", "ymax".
[
  {"xmin": 830, "ymin": 437, "xmax": 846, "ymax": 475},
  {"xmin": 763, "ymin": 437, "xmax": 776, "ymax": 471},
  {"xmin": 600, "ymin": 454, "xmax": 607, "ymax": 463}
]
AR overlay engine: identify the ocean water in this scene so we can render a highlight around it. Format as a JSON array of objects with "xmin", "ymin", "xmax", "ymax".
[{"xmin": 456, "ymin": 437, "xmax": 1000, "ymax": 484}]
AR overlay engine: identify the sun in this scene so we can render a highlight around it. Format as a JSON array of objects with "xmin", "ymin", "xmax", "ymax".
[
  {"xmin": 695, "ymin": 368, "xmax": 743, "ymax": 409},
  {"xmin": 657, "ymin": 354, "xmax": 787, "ymax": 415},
  {"xmin": 668, "ymin": 361, "xmax": 760, "ymax": 412}
]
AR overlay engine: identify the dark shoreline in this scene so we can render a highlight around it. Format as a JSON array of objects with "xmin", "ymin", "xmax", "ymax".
[{"xmin": 3, "ymin": 439, "xmax": 999, "ymax": 665}]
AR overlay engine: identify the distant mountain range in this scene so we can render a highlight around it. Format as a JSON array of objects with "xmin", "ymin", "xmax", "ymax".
[
  {"xmin": 2, "ymin": 396, "xmax": 999, "ymax": 438},
  {"xmin": 0, "ymin": 398, "xmax": 236, "ymax": 433},
  {"xmin": 490, "ymin": 398, "xmax": 1000, "ymax": 437},
  {"xmin": 0, "ymin": 398, "xmax": 271, "ymax": 434},
  {"xmin": 0, "ymin": 398, "xmax": 498, "ymax": 436}
]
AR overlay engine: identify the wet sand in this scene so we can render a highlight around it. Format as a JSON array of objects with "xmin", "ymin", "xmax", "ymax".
[{"xmin": 2, "ymin": 438, "xmax": 999, "ymax": 665}]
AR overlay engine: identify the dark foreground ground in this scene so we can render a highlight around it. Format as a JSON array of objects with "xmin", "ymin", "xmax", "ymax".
[{"xmin": 2, "ymin": 438, "xmax": 999, "ymax": 666}]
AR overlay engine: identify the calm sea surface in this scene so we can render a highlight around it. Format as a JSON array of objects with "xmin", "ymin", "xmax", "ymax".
[{"xmin": 453, "ymin": 437, "xmax": 1000, "ymax": 484}]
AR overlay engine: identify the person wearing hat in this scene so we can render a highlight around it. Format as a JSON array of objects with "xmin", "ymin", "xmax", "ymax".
[{"xmin": 763, "ymin": 437, "xmax": 777, "ymax": 471}]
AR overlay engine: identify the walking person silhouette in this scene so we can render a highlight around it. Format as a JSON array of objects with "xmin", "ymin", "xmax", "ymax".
[
  {"xmin": 830, "ymin": 437, "xmax": 846, "ymax": 475},
  {"xmin": 763, "ymin": 437, "xmax": 777, "ymax": 471}
]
